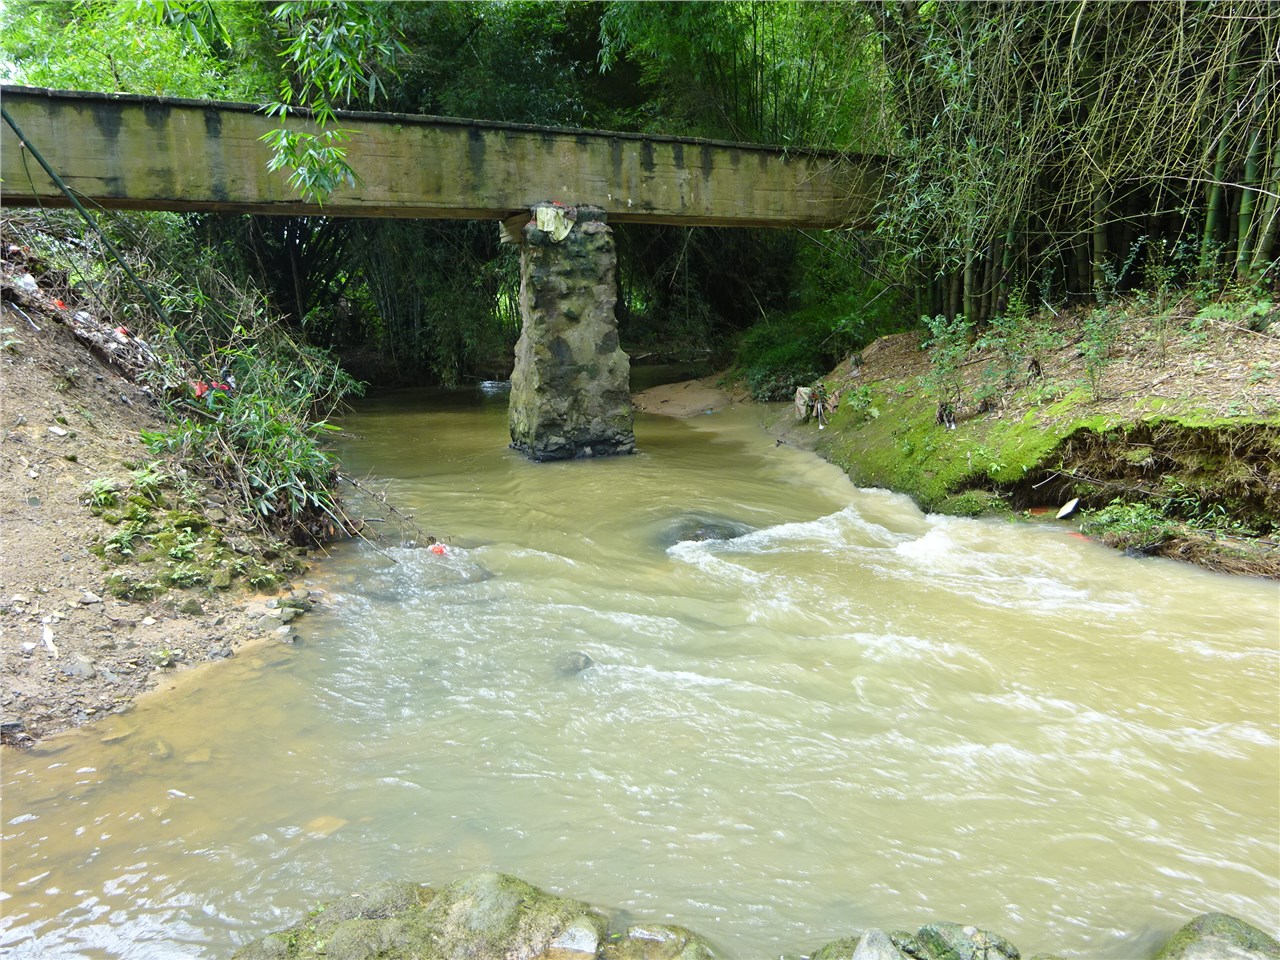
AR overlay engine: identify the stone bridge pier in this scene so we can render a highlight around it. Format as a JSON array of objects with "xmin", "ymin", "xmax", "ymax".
[{"xmin": 507, "ymin": 203, "xmax": 635, "ymax": 461}]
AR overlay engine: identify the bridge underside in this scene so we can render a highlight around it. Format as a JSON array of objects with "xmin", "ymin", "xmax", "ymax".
[{"xmin": 1, "ymin": 86, "xmax": 883, "ymax": 460}]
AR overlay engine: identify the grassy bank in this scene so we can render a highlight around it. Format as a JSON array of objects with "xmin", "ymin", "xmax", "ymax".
[{"xmin": 810, "ymin": 299, "xmax": 1280, "ymax": 577}]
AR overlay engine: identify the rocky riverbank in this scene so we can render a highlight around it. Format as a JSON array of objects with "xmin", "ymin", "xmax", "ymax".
[{"xmin": 233, "ymin": 870, "xmax": 1280, "ymax": 960}]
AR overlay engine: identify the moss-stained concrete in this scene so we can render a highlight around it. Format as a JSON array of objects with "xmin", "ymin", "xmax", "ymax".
[{"xmin": 0, "ymin": 85, "xmax": 881, "ymax": 228}]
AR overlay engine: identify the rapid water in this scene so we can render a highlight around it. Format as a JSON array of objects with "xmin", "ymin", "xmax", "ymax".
[{"xmin": 2, "ymin": 388, "xmax": 1277, "ymax": 958}]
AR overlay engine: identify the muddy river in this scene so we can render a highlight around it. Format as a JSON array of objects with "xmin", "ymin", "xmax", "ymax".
[{"xmin": 2, "ymin": 388, "xmax": 1277, "ymax": 958}]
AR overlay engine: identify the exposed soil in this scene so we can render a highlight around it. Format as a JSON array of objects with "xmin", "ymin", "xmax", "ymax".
[
  {"xmin": 1, "ymin": 244, "xmax": 315, "ymax": 748},
  {"xmin": 631, "ymin": 375, "xmax": 748, "ymax": 418}
]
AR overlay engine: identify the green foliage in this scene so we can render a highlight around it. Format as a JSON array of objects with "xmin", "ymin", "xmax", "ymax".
[
  {"xmin": 142, "ymin": 335, "xmax": 360, "ymax": 535},
  {"xmin": 734, "ymin": 313, "xmax": 832, "ymax": 401},
  {"xmin": 873, "ymin": 2, "xmax": 1280, "ymax": 321},
  {"xmin": 129, "ymin": 462, "xmax": 169, "ymax": 505},
  {"xmin": 840, "ymin": 384, "xmax": 880, "ymax": 425},
  {"xmin": 1081, "ymin": 499, "xmax": 1177, "ymax": 552},
  {"xmin": 260, "ymin": 1, "xmax": 406, "ymax": 203},
  {"xmin": 1196, "ymin": 297, "xmax": 1277, "ymax": 333},
  {"xmin": 599, "ymin": 1, "xmax": 884, "ymax": 146},
  {"xmin": 86, "ymin": 477, "xmax": 121, "ymax": 509},
  {"xmin": 1080, "ymin": 308, "xmax": 1122, "ymax": 398},
  {"xmin": 353, "ymin": 220, "xmax": 516, "ymax": 387},
  {"xmin": 0, "ymin": 0, "xmax": 266, "ymax": 97},
  {"xmin": 921, "ymin": 313, "xmax": 972, "ymax": 409}
]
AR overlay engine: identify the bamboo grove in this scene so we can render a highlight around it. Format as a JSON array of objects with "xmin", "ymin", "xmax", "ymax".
[{"xmin": 872, "ymin": 1, "xmax": 1280, "ymax": 325}]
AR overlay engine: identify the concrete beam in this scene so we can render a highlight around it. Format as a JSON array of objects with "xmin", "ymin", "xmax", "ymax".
[{"xmin": 1, "ymin": 86, "xmax": 882, "ymax": 229}]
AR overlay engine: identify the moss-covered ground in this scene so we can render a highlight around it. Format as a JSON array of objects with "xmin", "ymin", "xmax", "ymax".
[{"xmin": 808, "ymin": 299, "xmax": 1280, "ymax": 577}]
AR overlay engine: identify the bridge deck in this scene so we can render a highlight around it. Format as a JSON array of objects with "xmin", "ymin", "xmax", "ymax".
[{"xmin": 0, "ymin": 86, "xmax": 880, "ymax": 229}]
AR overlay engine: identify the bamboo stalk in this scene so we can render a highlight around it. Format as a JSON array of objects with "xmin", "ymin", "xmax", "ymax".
[
  {"xmin": 1248, "ymin": 139, "xmax": 1280, "ymax": 276},
  {"xmin": 1236, "ymin": 126, "xmax": 1264, "ymax": 278}
]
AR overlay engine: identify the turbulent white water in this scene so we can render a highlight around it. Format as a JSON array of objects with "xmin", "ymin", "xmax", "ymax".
[{"xmin": 2, "ymin": 389, "xmax": 1277, "ymax": 958}]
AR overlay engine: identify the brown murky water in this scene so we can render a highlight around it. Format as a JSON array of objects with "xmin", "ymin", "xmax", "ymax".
[{"xmin": 2, "ymin": 388, "xmax": 1277, "ymax": 958}]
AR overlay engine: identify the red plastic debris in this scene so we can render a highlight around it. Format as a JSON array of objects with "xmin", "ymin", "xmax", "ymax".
[
  {"xmin": 190, "ymin": 380, "xmax": 231, "ymax": 399},
  {"xmin": 430, "ymin": 543, "xmax": 447, "ymax": 555},
  {"xmin": 53, "ymin": 298, "xmax": 66, "ymax": 309}
]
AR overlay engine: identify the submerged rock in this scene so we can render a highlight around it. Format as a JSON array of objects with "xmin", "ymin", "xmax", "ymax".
[
  {"xmin": 558, "ymin": 651, "xmax": 596, "ymax": 677},
  {"xmin": 656, "ymin": 512, "xmax": 755, "ymax": 549},
  {"xmin": 1155, "ymin": 912, "xmax": 1280, "ymax": 960}
]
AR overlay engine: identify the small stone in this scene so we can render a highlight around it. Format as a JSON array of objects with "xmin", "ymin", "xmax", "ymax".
[
  {"xmin": 48, "ymin": 425, "xmax": 68, "ymax": 437},
  {"xmin": 63, "ymin": 654, "xmax": 96, "ymax": 679},
  {"xmin": 147, "ymin": 737, "xmax": 174, "ymax": 760},
  {"xmin": 176, "ymin": 597, "xmax": 204, "ymax": 616},
  {"xmin": 304, "ymin": 815, "xmax": 348, "ymax": 837},
  {"xmin": 20, "ymin": 641, "xmax": 36, "ymax": 654},
  {"xmin": 141, "ymin": 616, "xmax": 157, "ymax": 626},
  {"xmin": 80, "ymin": 591, "xmax": 104, "ymax": 605},
  {"xmin": 184, "ymin": 747, "xmax": 212, "ymax": 764}
]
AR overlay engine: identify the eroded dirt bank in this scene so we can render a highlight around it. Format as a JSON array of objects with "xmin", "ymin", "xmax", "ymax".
[{"xmin": 1, "ymin": 248, "xmax": 316, "ymax": 747}]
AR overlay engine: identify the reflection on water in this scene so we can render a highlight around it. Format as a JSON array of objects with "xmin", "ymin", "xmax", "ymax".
[{"xmin": 2, "ymin": 388, "xmax": 1278, "ymax": 959}]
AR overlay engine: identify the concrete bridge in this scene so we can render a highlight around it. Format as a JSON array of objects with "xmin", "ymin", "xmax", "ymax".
[{"xmin": 1, "ymin": 85, "xmax": 884, "ymax": 459}]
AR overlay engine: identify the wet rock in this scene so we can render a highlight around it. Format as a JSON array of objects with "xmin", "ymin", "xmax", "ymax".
[
  {"xmin": 232, "ymin": 872, "xmax": 608, "ymax": 960},
  {"xmin": 1155, "ymin": 913, "xmax": 1280, "ymax": 960},
  {"xmin": 914, "ymin": 922, "xmax": 1020, "ymax": 960},
  {"xmin": 854, "ymin": 930, "xmax": 908, "ymax": 960},
  {"xmin": 558, "ymin": 651, "xmax": 596, "ymax": 676},
  {"xmin": 422, "ymin": 872, "xmax": 607, "ymax": 958},
  {"xmin": 602, "ymin": 923, "xmax": 717, "ymax": 960},
  {"xmin": 656, "ymin": 512, "xmax": 755, "ymax": 548},
  {"xmin": 811, "ymin": 936, "xmax": 861, "ymax": 960},
  {"xmin": 548, "ymin": 919, "xmax": 601, "ymax": 958},
  {"xmin": 813, "ymin": 930, "xmax": 906, "ymax": 960}
]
